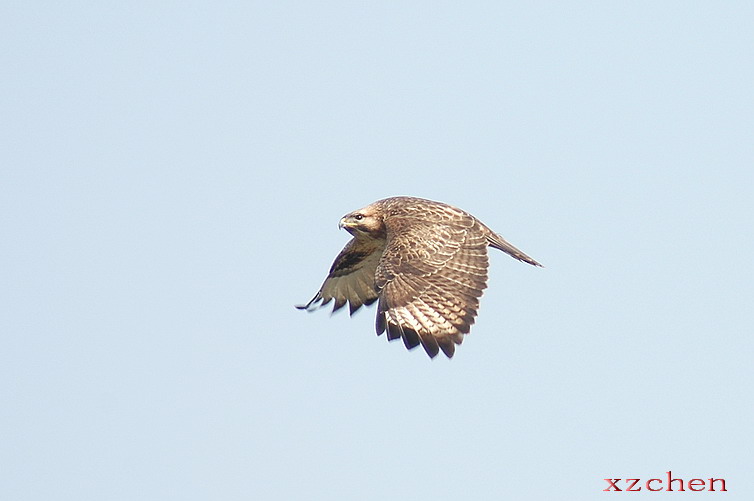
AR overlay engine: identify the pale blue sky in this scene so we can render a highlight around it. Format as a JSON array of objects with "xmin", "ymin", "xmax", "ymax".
[{"xmin": 2, "ymin": 2, "xmax": 753, "ymax": 500}]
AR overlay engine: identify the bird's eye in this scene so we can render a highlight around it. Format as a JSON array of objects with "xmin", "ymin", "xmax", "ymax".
[{"xmin": 354, "ymin": 214, "xmax": 364, "ymax": 221}]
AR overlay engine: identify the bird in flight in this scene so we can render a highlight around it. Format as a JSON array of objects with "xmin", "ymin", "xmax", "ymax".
[{"xmin": 297, "ymin": 196, "xmax": 541, "ymax": 358}]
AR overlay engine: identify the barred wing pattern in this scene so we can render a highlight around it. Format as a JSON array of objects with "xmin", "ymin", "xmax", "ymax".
[{"xmin": 374, "ymin": 214, "xmax": 489, "ymax": 358}]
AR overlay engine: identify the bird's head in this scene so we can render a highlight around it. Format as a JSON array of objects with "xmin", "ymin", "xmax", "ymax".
[{"xmin": 339, "ymin": 205, "xmax": 385, "ymax": 238}]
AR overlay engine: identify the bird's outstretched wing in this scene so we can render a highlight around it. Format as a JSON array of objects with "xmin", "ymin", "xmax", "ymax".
[
  {"xmin": 296, "ymin": 237, "xmax": 385, "ymax": 315},
  {"xmin": 374, "ymin": 213, "xmax": 489, "ymax": 358}
]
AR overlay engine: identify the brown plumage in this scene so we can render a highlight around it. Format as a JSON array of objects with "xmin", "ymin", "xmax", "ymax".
[{"xmin": 297, "ymin": 196, "xmax": 541, "ymax": 358}]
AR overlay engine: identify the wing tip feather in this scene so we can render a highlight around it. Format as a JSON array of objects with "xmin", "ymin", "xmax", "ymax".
[
  {"xmin": 437, "ymin": 337, "xmax": 456, "ymax": 358},
  {"xmin": 419, "ymin": 334, "xmax": 440, "ymax": 358}
]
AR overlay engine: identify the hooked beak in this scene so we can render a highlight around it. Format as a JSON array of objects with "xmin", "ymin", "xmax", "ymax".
[{"xmin": 338, "ymin": 216, "xmax": 348, "ymax": 230}]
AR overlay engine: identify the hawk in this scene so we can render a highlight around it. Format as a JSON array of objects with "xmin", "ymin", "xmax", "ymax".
[{"xmin": 297, "ymin": 196, "xmax": 541, "ymax": 358}]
